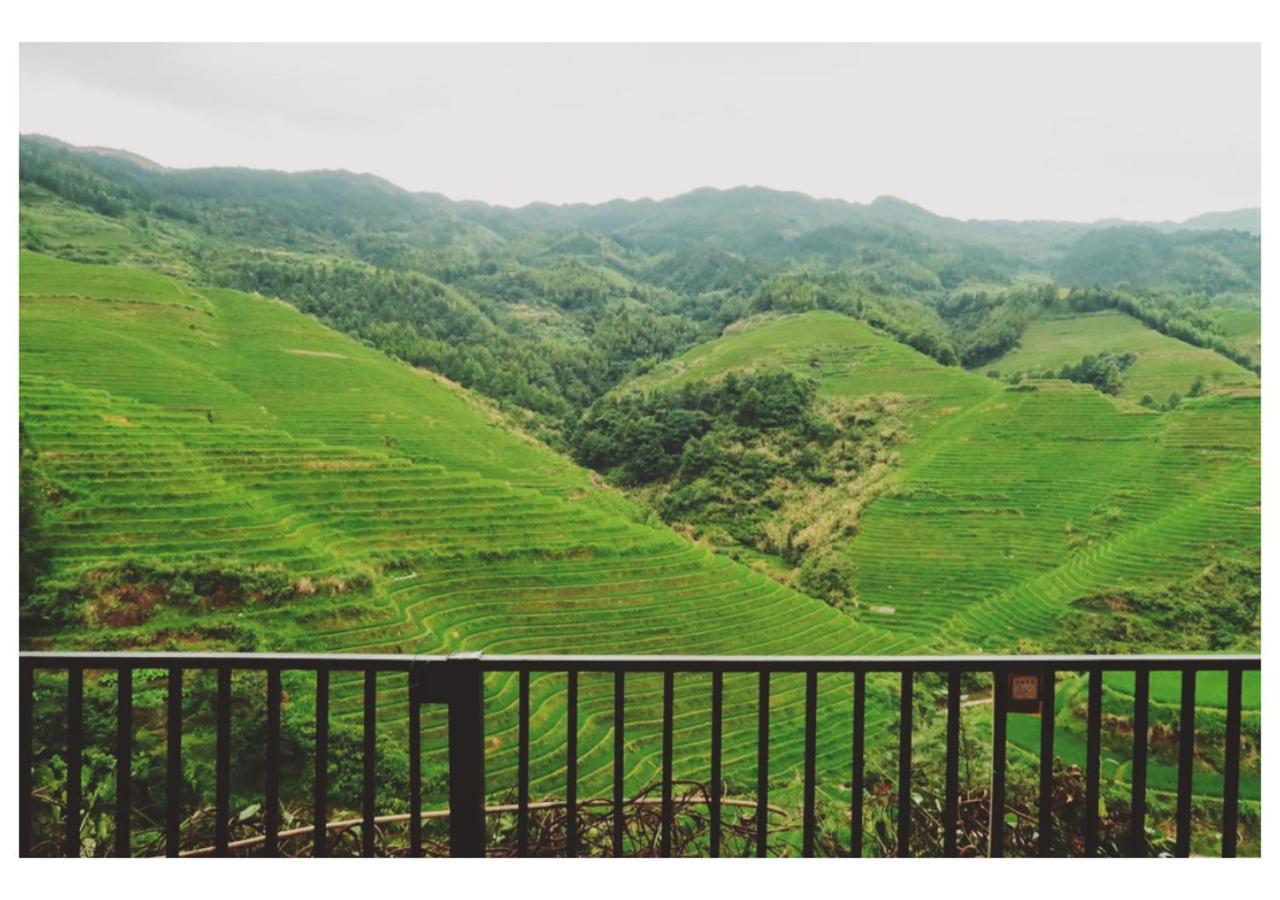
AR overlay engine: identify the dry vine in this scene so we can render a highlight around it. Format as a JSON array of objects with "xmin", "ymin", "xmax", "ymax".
[{"xmin": 28, "ymin": 765, "xmax": 1171, "ymax": 857}]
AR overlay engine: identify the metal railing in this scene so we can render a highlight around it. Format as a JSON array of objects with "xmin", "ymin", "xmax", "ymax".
[{"xmin": 18, "ymin": 652, "xmax": 1260, "ymax": 858}]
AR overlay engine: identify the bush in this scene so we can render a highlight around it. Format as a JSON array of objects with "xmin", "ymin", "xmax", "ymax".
[
  {"xmin": 21, "ymin": 558, "xmax": 374, "ymax": 635},
  {"xmin": 1057, "ymin": 352, "xmax": 1136, "ymax": 395},
  {"xmin": 796, "ymin": 550, "xmax": 858, "ymax": 609}
]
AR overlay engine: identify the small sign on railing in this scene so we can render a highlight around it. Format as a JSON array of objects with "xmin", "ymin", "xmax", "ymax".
[{"xmin": 1007, "ymin": 671, "xmax": 1045, "ymax": 715}]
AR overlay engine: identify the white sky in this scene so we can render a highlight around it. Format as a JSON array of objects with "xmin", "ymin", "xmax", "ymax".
[{"xmin": 18, "ymin": 43, "xmax": 1260, "ymax": 222}]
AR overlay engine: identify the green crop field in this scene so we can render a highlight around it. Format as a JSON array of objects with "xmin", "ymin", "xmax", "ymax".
[
  {"xmin": 989, "ymin": 310, "xmax": 1257, "ymax": 402},
  {"xmin": 635, "ymin": 310, "xmax": 1258, "ymax": 645}
]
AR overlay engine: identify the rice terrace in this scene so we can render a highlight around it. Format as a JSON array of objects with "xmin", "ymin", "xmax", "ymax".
[{"xmin": 14, "ymin": 41, "xmax": 1263, "ymax": 862}]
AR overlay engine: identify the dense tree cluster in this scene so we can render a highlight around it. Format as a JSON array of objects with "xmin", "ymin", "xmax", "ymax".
[
  {"xmin": 570, "ymin": 371, "xmax": 818, "ymax": 486},
  {"xmin": 1056, "ymin": 351, "xmax": 1138, "ymax": 395},
  {"xmin": 206, "ymin": 252, "xmax": 702, "ymax": 420},
  {"xmin": 936, "ymin": 284, "xmax": 1056, "ymax": 366},
  {"xmin": 19, "ymin": 142, "xmax": 131, "ymax": 218},
  {"xmin": 1054, "ymin": 226, "xmax": 1259, "ymax": 295},
  {"xmin": 570, "ymin": 372, "xmax": 908, "ymax": 609}
]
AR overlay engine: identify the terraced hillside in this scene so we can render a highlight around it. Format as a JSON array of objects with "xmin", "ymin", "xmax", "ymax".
[
  {"xmin": 990, "ymin": 309, "xmax": 1258, "ymax": 402},
  {"xmin": 624, "ymin": 309, "xmax": 1261, "ymax": 828},
  {"xmin": 20, "ymin": 252, "xmax": 922, "ymax": 832},
  {"xmin": 632, "ymin": 311, "xmax": 1259, "ymax": 646},
  {"xmin": 20, "ymin": 262, "xmax": 1259, "ymax": 851}
]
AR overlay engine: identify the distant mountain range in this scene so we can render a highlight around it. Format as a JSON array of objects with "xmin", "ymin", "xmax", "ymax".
[
  {"xmin": 21, "ymin": 133, "xmax": 1260, "ymax": 237},
  {"xmin": 19, "ymin": 132, "xmax": 1261, "ymax": 346}
]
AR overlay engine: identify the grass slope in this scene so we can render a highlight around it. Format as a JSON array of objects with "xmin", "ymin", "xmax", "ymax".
[
  {"xmin": 1205, "ymin": 308, "xmax": 1262, "ymax": 364},
  {"xmin": 990, "ymin": 309, "xmax": 1257, "ymax": 402}
]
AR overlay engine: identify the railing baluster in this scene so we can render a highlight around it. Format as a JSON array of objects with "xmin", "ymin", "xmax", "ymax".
[
  {"xmin": 65, "ymin": 665, "xmax": 83, "ymax": 858},
  {"xmin": 709, "ymin": 670, "xmax": 723, "ymax": 859},
  {"xmin": 408, "ymin": 681, "xmax": 422, "ymax": 858},
  {"xmin": 851, "ymin": 670, "xmax": 866, "ymax": 858},
  {"xmin": 566, "ymin": 670, "xmax": 578, "ymax": 858},
  {"xmin": 215, "ymin": 666, "xmax": 231, "ymax": 857},
  {"xmin": 115, "ymin": 666, "xmax": 132, "ymax": 858},
  {"xmin": 989, "ymin": 671, "xmax": 1007, "ymax": 858},
  {"xmin": 897, "ymin": 670, "xmax": 913, "ymax": 858},
  {"xmin": 1175, "ymin": 668, "xmax": 1196, "ymax": 857},
  {"xmin": 11, "ymin": 651, "xmax": 1262, "ymax": 861},
  {"xmin": 943, "ymin": 670, "xmax": 960, "ymax": 858},
  {"xmin": 1037, "ymin": 667, "xmax": 1055, "ymax": 857},
  {"xmin": 166, "ymin": 667, "xmax": 182, "ymax": 858},
  {"xmin": 444, "ymin": 654, "xmax": 486, "ymax": 858},
  {"xmin": 1084, "ymin": 668, "xmax": 1102, "ymax": 858},
  {"xmin": 660, "ymin": 670, "xmax": 674, "ymax": 858},
  {"xmin": 20, "ymin": 661, "xmax": 34, "ymax": 858},
  {"xmin": 1222, "ymin": 667, "xmax": 1242, "ymax": 858},
  {"xmin": 1129, "ymin": 669, "xmax": 1150, "ymax": 858},
  {"xmin": 265, "ymin": 667, "xmax": 281, "ymax": 857},
  {"xmin": 613, "ymin": 670, "xmax": 625, "ymax": 858},
  {"xmin": 803, "ymin": 670, "xmax": 818, "ymax": 857},
  {"xmin": 362, "ymin": 667, "xmax": 377, "ymax": 857},
  {"xmin": 314, "ymin": 668, "xmax": 329, "ymax": 858},
  {"xmin": 517, "ymin": 670, "xmax": 530, "ymax": 857},
  {"xmin": 755, "ymin": 670, "xmax": 770, "ymax": 859}
]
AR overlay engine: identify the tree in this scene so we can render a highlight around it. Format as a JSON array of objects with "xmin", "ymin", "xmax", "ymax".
[{"xmin": 796, "ymin": 550, "xmax": 858, "ymax": 610}]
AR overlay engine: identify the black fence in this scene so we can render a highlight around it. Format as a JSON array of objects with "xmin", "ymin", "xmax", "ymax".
[{"xmin": 18, "ymin": 652, "xmax": 1260, "ymax": 858}]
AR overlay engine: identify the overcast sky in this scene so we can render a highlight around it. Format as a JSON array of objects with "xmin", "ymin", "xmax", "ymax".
[{"xmin": 19, "ymin": 43, "xmax": 1260, "ymax": 222}]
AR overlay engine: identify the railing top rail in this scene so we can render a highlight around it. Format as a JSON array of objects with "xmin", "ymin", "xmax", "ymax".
[{"xmin": 17, "ymin": 650, "xmax": 1261, "ymax": 672}]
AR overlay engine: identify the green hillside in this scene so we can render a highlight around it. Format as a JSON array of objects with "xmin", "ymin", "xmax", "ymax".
[
  {"xmin": 1205, "ymin": 307, "xmax": 1262, "ymax": 363},
  {"xmin": 628, "ymin": 310, "xmax": 1258, "ymax": 647},
  {"xmin": 990, "ymin": 309, "xmax": 1258, "ymax": 402},
  {"xmin": 630, "ymin": 311, "xmax": 998, "ymax": 431},
  {"xmin": 19, "ymin": 135, "xmax": 1262, "ymax": 446},
  {"xmin": 20, "ymin": 252, "xmax": 925, "ymax": 841},
  {"xmin": 616, "ymin": 310, "xmax": 1260, "ymax": 828}
]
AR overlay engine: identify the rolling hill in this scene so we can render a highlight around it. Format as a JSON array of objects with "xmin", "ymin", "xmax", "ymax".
[
  {"xmin": 616, "ymin": 310, "xmax": 1260, "ymax": 823},
  {"xmin": 627, "ymin": 310, "xmax": 1258, "ymax": 646}
]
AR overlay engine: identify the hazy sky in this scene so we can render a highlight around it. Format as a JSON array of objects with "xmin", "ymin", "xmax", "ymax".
[{"xmin": 19, "ymin": 43, "xmax": 1260, "ymax": 222}]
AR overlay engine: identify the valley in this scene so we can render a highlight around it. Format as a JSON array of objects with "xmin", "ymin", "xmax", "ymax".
[{"xmin": 17, "ymin": 136, "xmax": 1261, "ymax": 854}]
